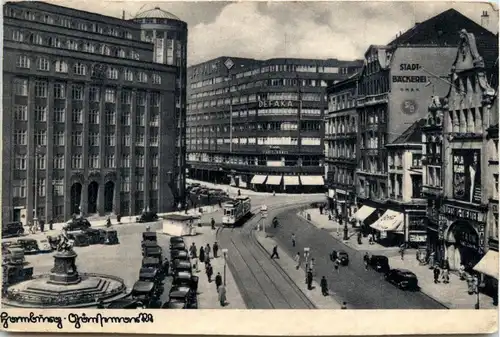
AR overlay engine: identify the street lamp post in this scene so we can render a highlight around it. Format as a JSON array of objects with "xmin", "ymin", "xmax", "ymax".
[
  {"xmin": 222, "ymin": 248, "xmax": 228, "ymax": 286},
  {"xmin": 475, "ymin": 275, "xmax": 480, "ymax": 309},
  {"xmin": 343, "ymin": 195, "xmax": 349, "ymax": 241}
]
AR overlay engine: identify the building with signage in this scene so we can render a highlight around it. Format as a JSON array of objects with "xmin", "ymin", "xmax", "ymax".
[
  {"xmin": 131, "ymin": 8, "xmax": 188, "ymax": 200},
  {"xmin": 369, "ymin": 119, "xmax": 427, "ymax": 246},
  {"xmin": 421, "ymin": 96, "xmax": 447, "ymax": 263},
  {"xmin": 2, "ymin": 1, "xmax": 182, "ymax": 224},
  {"xmin": 186, "ymin": 57, "xmax": 363, "ymax": 192},
  {"xmin": 353, "ymin": 8, "xmax": 490, "ymax": 232},
  {"xmin": 325, "ymin": 73, "xmax": 359, "ymax": 215},
  {"xmin": 438, "ymin": 28, "xmax": 498, "ymax": 287}
]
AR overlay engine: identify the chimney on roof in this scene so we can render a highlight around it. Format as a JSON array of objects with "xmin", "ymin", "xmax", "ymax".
[
  {"xmin": 122, "ymin": 10, "xmax": 125, "ymax": 20},
  {"xmin": 481, "ymin": 10, "xmax": 490, "ymax": 29}
]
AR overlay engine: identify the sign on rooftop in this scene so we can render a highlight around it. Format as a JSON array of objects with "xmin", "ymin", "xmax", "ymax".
[{"xmin": 224, "ymin": 58, "xmax": 234, "ymax": 70}]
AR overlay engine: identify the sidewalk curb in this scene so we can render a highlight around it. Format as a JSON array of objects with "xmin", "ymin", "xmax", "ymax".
[{"xmin": 296, "ymin": 212, "xmax": 452, "ymax": 309}]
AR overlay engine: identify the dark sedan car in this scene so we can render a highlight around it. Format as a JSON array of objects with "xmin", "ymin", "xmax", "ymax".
[
  {"xmin": 369, "ymin": 255, "xmax": 390, "ymax": 273},
  {"xmin": 136, "ymin": 212, "xmax": 159, "ymax": 223},
  {"xmin": 2, "ymin": 222, "xmax": 24, "ymax": 238},
  {"xmin": 385, "ymin": 269, "xmax": 419, "ymax": 290},
  {"xmin": 338, "ymin": 251, "xmax": 349, "ymax": 266}
]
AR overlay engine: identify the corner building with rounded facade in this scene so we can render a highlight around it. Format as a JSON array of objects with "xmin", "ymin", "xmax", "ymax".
[
  {"xmin": 187, "ymin": 57, "xmax": 362, "ymax": 192},
  {"xmin": 2, "ymin": 1, "xmax": 186, "ymax": 224}
]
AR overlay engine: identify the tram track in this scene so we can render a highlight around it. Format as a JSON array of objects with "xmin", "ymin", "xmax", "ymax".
[{"xmin": 218, "ymin": 199, "xmax": 322, "ymax": 309}]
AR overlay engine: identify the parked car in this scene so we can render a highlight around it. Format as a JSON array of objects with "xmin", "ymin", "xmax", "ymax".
[
  {"xmin": 162, "ymin": 298, "xmax": 188, "ymax": 309},
  {"xmin": 171, "ymin": 259, "xmax": 192, "ymax": 274},
  {"xmin": 369, "ymin": 255, "xmax": 390, "ymax": 273},
  {"xmin": 385, "ymin": 269, "xmax": 419, "ymax": 290},
  {"xmin": 136, "ymin": 212, "xmax": 158, "ymax": 223},
  {"xmin": 168, "ymin": 286, "xmax": 198, "ymax": 309},
  {"xmin": 65, "ymin": 217, "xmax": 91, "ymax": 231},
  {"xmin": 131, "ymin": 280, "xmax": 159, "ymax": 308},
  {"xmin": 170, "ymin": 242, "xmax": 186, "ymax": 252},
  {"xmin": 104, "ymin": 229, "xmax": 119, "ymax": 245},
  {"xmin": 3, "ymin": 246, "xmax": 25, "ymax": 265},
  {"xmin": 338, "ymin": 250, "xmax": 349, "ymax": 266},
  {"xmin": 16, "ymin": 238, "xmax": 39, "ymax": 255},
  {"xmin": 2, "ymin": 222, "xmax": 24, "ymax": 238},
  {"xmin": 107, "ymin": 298, "xmax": 146, "ymax": 309},
  {"xmin": 85, "ymin": 228, "xmax": 105, "ymax": 245},
  {"xmin": 169, "ymin": 236, "xmax": 184, "ymax": 247},
  {"xmin": 171, "ymin": 249, "xmax": 189, "ymax": 261},
  {"xmin": 143, "ymin": 232, "xmax": 157, "ymax": 242},
  {"xmin": 35, "ymin": 238, "xmax": 52, "ymax": 253},
  {"xmin": 67, "ymin": 231, "xmax": 90, "ymax": 247}
]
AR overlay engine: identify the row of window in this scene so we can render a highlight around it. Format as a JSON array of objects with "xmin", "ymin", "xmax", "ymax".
[
  {"xmin": 447, "ymin": 108, "xmax": 485, "ymax": 134},
  {"xmin": 188, "ymin": 121, "xmax": 321, "ymax": 134},
  {"xmin": 327, "ymin": 166, "xmax": 355, "ymax": 186},
  {"xmin": 186, "ymin": 108, "xmax": 321, "ymax": 123},
  {"xmin": 325, "ymin": 141, "xmax": 356, "ymax": 159},
  {"xmin": 187, "ymin": 137, "xmax": 321, "ymax": 146},
  {"xmin": 14, "ymin": 105, "xmax": 160, "ymax": 127},
  {"xmin": 13, "ymin": 79, "xmax": 162, "ymax": 105},
  {"xmin": 328, "ymin": 91, "xmax": 357, "ymax": 112},
  {"xmin": 13, "ymin": 130, "xmax": 159, "ymax": 147},
  {"xmin": 188, "ymin": 153, "xmax": 321, "ymax": 166},
  {"xmin": 13, "ymin": 175, "xmax": 159, "ymax": 198},
  {"xmin": 325, "ymin": 116, "xmax": 357, "ymax": 135},
  {"xmin": 15, "ymin": 56, "xmax": 161, "ymax": 84},
  {"xmin": 9, "ymin": 29, "xmax": 140, "ymax": 60},
  {"xmin": 5, "ymin": 5, "xmax": 136, "ymax": 39},
  {"xmin": 190, "ymin": 64, "xmax": 352, "ymax": 84}
]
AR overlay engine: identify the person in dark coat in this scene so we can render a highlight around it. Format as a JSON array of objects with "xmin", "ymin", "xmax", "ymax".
[
  {"xmin": 116, "ymin": 214, "xmax": 121, "ymax": 223},
  {"xmin": 206, "ymin": 262, "xmax": 213, "ymax": 282},
  {"xmin": 213, "ymin": 242, "xmax": 219, "ymax": 258},
  {"xmin": 49, "ymin": 219, "xmax": 54, "ymax": 231},
  {"xmin": 39, "ymin": 219, "xmax": 45, "ymax": 233},
  {"xmin": 199, "ymin": 246, "xmax": 205, "ymax": 263},
  {"xmin": 320, "ymin": 276, "xmax": 328, "ymax": 296},
  {"xmin": 433, "ymin": 266, "xmax": 441, "ymax": 284},
  {"xmin": 306, "ymin": 270, "xmax": 313, "ymax": 290},
  {"xmin": 270, "ymin": 245, "xmax": 279, "ymax": 259},
  {"xmin": 237, "ymin": 189, "xmax": 241, "ymax": 196},
  {"xmin": 215, "ymin": 272, "xmax": 223, "ymax": 290},
  {"xmin": 211, "ymin": 217, "xmax": 216, "ymax": 230}
]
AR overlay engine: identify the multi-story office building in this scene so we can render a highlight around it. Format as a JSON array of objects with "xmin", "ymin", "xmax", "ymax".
[
  {"xmin": 325, "ymin": 74, "xmax": 359, "ymax": 215},
  {"xmin": 353, "ymin": 9, "xmax": 487, "ymax": 232},
  {"xmin": 438, "ymin": 28, "xmax": 498, "ymax": 284},
  {"xmin": 131, "ymin": 8, "xmax": 188, "ymax": 200},
  {"xmin": 187, "ymin": 57, "xmax": 362, "ymax": 192},
  {"xmin": 2, "ymin": 1, "xmax": 184, "ymax": 224},
  {"xmin": 371, "ymin": 119, "xmax": 427, "ymax": 246}
]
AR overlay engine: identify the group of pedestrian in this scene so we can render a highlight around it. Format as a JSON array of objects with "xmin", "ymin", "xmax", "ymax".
[
  {"xmin": 433, "ymin": 263, "xmax": 450, "ymax": 284},
  {"xmin": 27, "ymin": 219, "xmax": 53, "ymax": 234},
  {"xmin": 189, "ymin": 241, "xmax": 225, "ymax": 306}
]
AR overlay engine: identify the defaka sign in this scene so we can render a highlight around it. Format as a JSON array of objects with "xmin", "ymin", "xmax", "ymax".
[{"xmin": 258, "ymin": 100, "xmax": 296, "ymax": 108}]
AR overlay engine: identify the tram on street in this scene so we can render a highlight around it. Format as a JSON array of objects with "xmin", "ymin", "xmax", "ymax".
[{"xmin": 222, "ymin": 196, "xmax": 252, "ymax": 226}]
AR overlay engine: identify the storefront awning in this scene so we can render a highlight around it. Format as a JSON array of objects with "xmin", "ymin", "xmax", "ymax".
[
  {"xmin": 284, "ymin": 176, "xmax": 300, "ymax": 186},
  {"xmin": 370, "ymin": 210, "xmax": 404, "ymax": 232},
  {"xmin": 474, "ymin": 250, "xmax": 499, "ymax": 279},
  {"xmin": 250, "ymin": 175, "xmax": 267, "ymax": 184},
  {"xmin": 266, "ymin": 175, "xmax": 282, "ymax": 186},
  {"xmin": 353, "ymin": 205, "xmax": 376, "ymax": 222},
  {"xmin": 300, "ymin": 176, "xmax": 325, "ymax": 186}
]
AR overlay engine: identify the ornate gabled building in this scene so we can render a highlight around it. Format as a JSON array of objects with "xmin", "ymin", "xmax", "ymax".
[{"xmin": 438, "ymin": 29, "xmax": 498, "ymax": 294}]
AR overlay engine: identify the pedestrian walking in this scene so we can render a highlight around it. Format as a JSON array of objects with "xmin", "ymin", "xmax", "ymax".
[
  {"xmin": 334, "ymin": 258, "xmax": 340, "ymax": 273},
  {"xmin": 270, "ymin": 245, "xmax": 279, "ymax": 259},
  {"xmin": 192, "ymin": 256, "xmax": 199, "ymax": 273},
  {"xmin": 237, "ymin": 189, "xmax": 241, "ymax": 196},
  {"xmin": 218, "ymin": 199, "xmax": 222, "ymax": 208},
  {"xmin": 459, "ymin": 264, "xmax": 466, "ymax": 280},
  {"xmin": 206, "ymin": 262, "xmax": 213, "ymax": 282},
  {"xmin": 213, "ymin": 242, "xmax": 219, "ymax": 258},
  {"xmin": 215, "ymin": 272, "xmax": 223, "ymax": 291},
  {"xmin": 319, "ymin": 204, "xmax": 324, "ymax": 215},
  {"xmin": 211, "ymin": 217, "xmax": 216, "ymax": 230},
  {"xmin": 49, "ymin": 219, "xmax": 54, "ymax": 231},
  {"xmin": 39, "ymin": 219, "xmax": 45, "ymax": 233},
  {"xmin": 433, "ymin": 266, "xmax": 441, "ymax": 284},
  {"xmin": 320, "ymin": 276, "xmax": 328, "ymax": 296},
  {"xmin": 309, "ymin": 258, "xmax": 315, "ymax": 275},
  {"xmin": 294, "ymin": 252, "xmax": 301, "ymax": 270},
  {"xmin": 330, "ymin": 250, "xmax": 337, "ymax": 262},
  {"xmin": 442, "ymin": 267, "xmax": 450, "ymax": 284},
  {"xmin": 27, "ymin": 221, "xmax": 33, "ymax": 234},
  {"xmin": 341, "ymin": 302, "xmax": 347, "ymax": 309},
  {"xmin": 428, "ymin": 252, "xmax": 435, "ymax": 269},
  {"xmin": 306, "ymin": 269, "xmax": 313, "ymax": 290},
  {"xmin": 400, "ymin": 246, "xmax": 405, "ymax": 260},
  {"xmin": 117, "ymin": 214, "xmax": 121, "ymax": 223},
  {"xmin": 363, "ymin": 252, "xmax": 370, "ymax": 270},
  {"xmin": 291, "ymin": 233, "xmax": 296, "ymax": 247},
  {"xmin": 218, "ymin": 284, "xmax": 227, "ymax": 307},
  {"xmin": 205, "ymin": 244, "xmax": 211, "ymax": 260},
  {"xmin": 190, "ymin": 243, "xmax": 197, "ymax": 258},
  {"xmin": 199, "ymin": 246, "xmax": 205, "ymax": 264}
]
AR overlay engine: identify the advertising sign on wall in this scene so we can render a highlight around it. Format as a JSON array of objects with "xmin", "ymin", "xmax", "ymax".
[{"xmin": 452, "ymin": 149, "xmax": 481, "ymax": 204}]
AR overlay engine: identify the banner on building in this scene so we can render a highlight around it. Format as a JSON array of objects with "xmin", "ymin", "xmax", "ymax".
[{"xmin": 452, "ymin": 149, "xmax": 481, "ymax": 204}]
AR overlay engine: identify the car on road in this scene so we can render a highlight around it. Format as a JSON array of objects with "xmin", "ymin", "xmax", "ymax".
[
  {"xmin": 172, "ymin": 259, "xmax": 192, "ymax": 274},
  {"xmin": 67, "ymin": 231, "xmax": 90, "ymax": 247},
  {"xmin": 171, "ymin": 249, "xmax": 189, "ymax": 261},
  {"xmin": 2, "ymin": 222, "xmax": 24, "ymax": 238},
  {"xmin": 338, "ymin": 250, "xmax": 349, "ymax": 266},
  {"xmin": 170, "ymin": 242, "xmax": 186, "ymax": 252},
  {"xmin": 169, "ymin": 236, "xmax": 184, "ymax": 247},
  {"xmin": 65, "ymin": 217, "xmax": 92, "ymax": 231},
  {"xmin": 34, "ymin": 238, "xmax": 52, "ymax": 253},
  {"xmin": 136, "ymin": 211, "xmax": 159, "ymax": 223},
  {"xmin": 368, "ymin": 255, "xmax": 390, "ymax": 273},
  {"xmin": 168, "ymin": 286, "xmax": 198, "ymax": 309},
  {"xmin": 16, "ymin": 238, "xmax": 39, "ymax": 255},
  {"xmin": 385, "ymin": 268, "xmax": 419, "ymax": 290}
]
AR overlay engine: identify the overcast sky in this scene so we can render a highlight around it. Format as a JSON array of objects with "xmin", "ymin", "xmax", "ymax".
[{"xmin": 48, "ymin": 1, "xmax": 499, "ymax": 65}]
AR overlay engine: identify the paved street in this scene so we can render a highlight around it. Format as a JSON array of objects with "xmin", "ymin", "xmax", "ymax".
[
  {"xmin": 217, "ymin": 194, "xmax": 326, "ymax": 309},
  {"xmin": 265, "ymin": 210, "xmax": 448, "ymax": 309}
]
